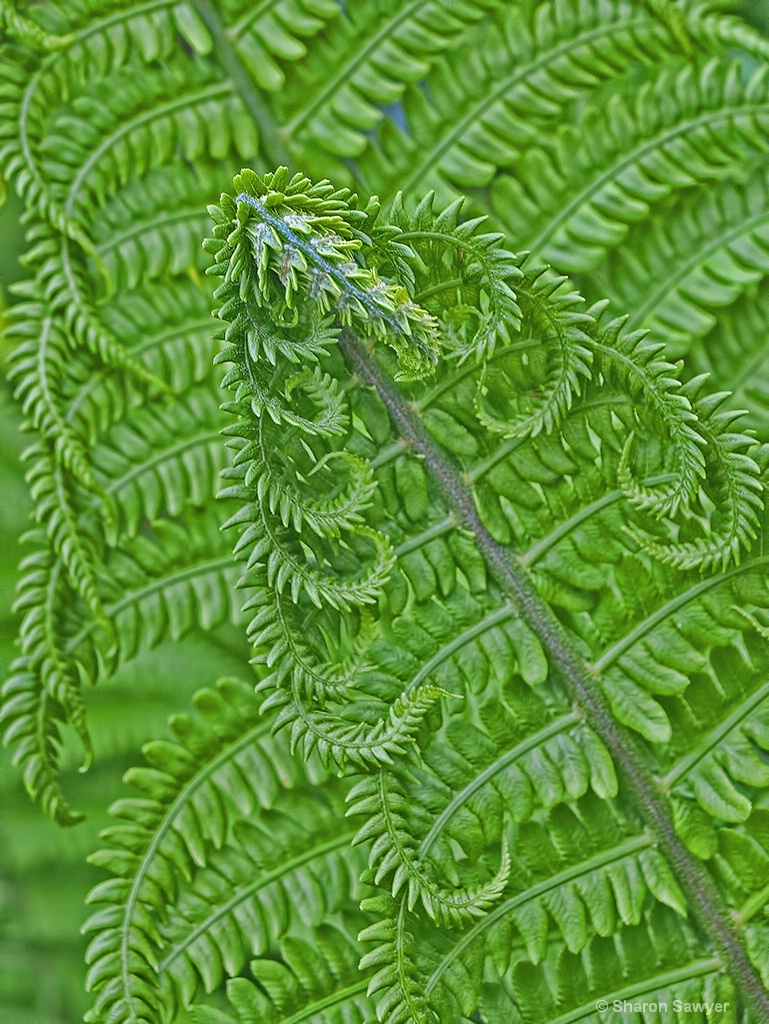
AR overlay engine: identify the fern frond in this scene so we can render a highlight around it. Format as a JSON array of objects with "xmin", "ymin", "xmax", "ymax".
[
  {"xmin": 362, "ymin": 0, "xmax": 697, "ymax": 204},
  {"xmin": 492, "ymin": 58, "xmax": 769, "ymax": 273},
  {"xmin": 208, "ymin": 167, "xmax": 769, "ymax": 1021},
  {"xmin": 7, "ymin": 306, "xmax": 107, "ymax": 500},
  {"xmin": 359, "ymin": 893, "xmax": 438, "ymax": 1024},
  {"xmin": 260, "ymin": 675, "xmax": 453, "ymax": 770},
  {"xmin": 594, "ymin": 166, "xmax": 769, "ymax": 360},
  {"xmin": 92, "ymin": 389, "xmax": 226, "ymax": 539},
  {"xmin": 158, "ymin": 792, "xmax": 364, "ymax": 1005},
  {"xmin": 3, "ymin": 513, "xmax": 241, "ymax": 819},
  {"xmin": 225, "ymin": 0, "xmax": 340, "ymax": 93},
  {"xmin": 502, "ymin": 906, "xmax": 734, "ymax": 1024},
  {"xmin": 629, "ymin": 382, "xmax": 763, "ymax": 572},
  {"xmin": 6, "ymin": 3, "xmax": 769, "ymax": 1017},
  {"xmin": 280, "ymin": 0, "xmax": 503, "ymax": 175},
  {"xmin": 83, "ymin": 677, "xmax": 309, "ymax": 1024}
]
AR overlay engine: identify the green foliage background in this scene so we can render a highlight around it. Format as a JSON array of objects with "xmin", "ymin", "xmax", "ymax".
[{"xmin": 2, "ymin": 1, "xmax": 769, "ymax": 1022}]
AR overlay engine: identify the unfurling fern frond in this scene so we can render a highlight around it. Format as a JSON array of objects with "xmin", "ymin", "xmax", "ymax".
[{"xmin": 204, "ymin": 166, "xmax": 769, "ymax": 1023}]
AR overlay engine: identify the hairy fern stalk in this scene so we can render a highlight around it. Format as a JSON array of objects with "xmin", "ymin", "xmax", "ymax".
[{"xmin": 4, "ymin": 2, "xmax": 769, "ymax": 1023}]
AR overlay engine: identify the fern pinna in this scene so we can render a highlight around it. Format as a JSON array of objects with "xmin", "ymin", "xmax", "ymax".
[{"xmin": 4, "ymin": 1, "xmax": 769, "ymax": 1023}]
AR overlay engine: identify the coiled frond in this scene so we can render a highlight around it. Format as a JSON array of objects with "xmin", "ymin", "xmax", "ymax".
[{"xmin": 204, "ymin": 166, "xmax": 769, "ymax": 1023}]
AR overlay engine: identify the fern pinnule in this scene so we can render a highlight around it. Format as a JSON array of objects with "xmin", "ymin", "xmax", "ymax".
[
  {"xmin": 0, "ymin": 0, "xmax": 73, "ymax": 51},
  {"xmin": 92, "ymin": 389, "xmax": 227, "ymax": 539},
  {"xmin": 0, "ymin": 66, "xmax": 97, "ymax": 266},
  {"xmin": 32, "ymin": 230, "xmax": 168, "ymax": 394},
  {"xmin": 93, "ymin": 162, "xmax": 221, "ymax": 295},
  {"xmin": 23, "ymin": 443, "xmax": 110, "ymax": 630},
  {"xmin": 3, "ymin": 510, "xmax": 241, "ymax": 821},
  {"xmin": 259, "ymin": 675, "xmax": 455, "ymax": 770},
  {"xmin": 421, "ymin": 798, "xmax": 688, "ymax": 1005},
  {"xmin": 1, "ymin": 661, "xmax": 83, "ymax": 826}
]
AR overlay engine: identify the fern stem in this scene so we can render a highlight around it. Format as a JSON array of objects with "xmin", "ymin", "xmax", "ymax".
[
  {"xmin": 394, "ymin": 518, "xmax": 454, "ymax": 557},
  {"xmin": 191, "ymin": 0, "xmax": 289, "ymax": 167},
  {"xmin": 337, "ymin": 327, "xmax": 769, "ymax": 1020}
]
